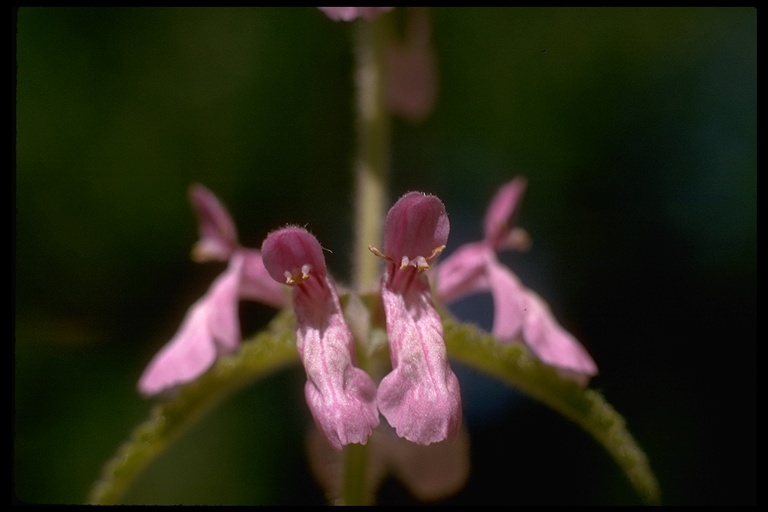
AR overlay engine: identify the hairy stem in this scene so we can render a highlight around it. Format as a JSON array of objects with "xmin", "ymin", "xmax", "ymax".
[
  {"xmin": 351, "ymin": 14, "xmax": 392, "ymax": 294},
  {"xmin": 343, "ymin": 12, "xmax": 394, "ymax": 505}
]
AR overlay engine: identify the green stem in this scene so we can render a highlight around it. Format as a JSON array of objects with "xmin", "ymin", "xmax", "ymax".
[
  {"xmin": 351, "ymin": 14, "xmax": 392, "ymax": 294},
  {"xmin": 341, "ymin": 443, "xmax": 372, "ymax": 505},
  {"xmin": 344, "ymin": 12, "xmax": 393, "ymax": 506}
]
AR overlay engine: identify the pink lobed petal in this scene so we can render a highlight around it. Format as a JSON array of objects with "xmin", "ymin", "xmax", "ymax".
[
  {"xmin": 137, "ymin": 256, "xmax": 243, "ymax": 395},
  {"xmin": 521, "ymin": 291, "xmax": 599, "ymax": 378},
  {"xmin": 378, "ymin": 269, "xmax": 461, "ymax": 445},
  {"xmin": 484, "ymin": 253, "xmax": 527, "ymax": 341},
  {"xmin": 299, "ymin": 279, "xmax": 380, "ymax": 449}
]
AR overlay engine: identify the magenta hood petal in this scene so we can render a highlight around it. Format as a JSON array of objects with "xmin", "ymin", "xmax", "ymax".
[
  {"xmin": 262, "ymin": 227, "xmax": 379, "ymax": 449},
  {"xmin": 261, "ymin": 226, "xmax": 327, "ymax": 285},
  {"xmin": 383, "ymin": 192, "xmax": 449, "ymax": 269}
]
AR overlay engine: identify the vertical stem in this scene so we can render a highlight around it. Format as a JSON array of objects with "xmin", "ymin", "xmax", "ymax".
[
  {"xmin": 342, "ymin": 13, "xmax": 393, "ymax": 507},
  {"xmin": 341, "ymin": 442, "xmax": 372, "ymax": 505},
  {"xmin": 351, "ymin": 14, "xmax": 392, "ymax": 294}
]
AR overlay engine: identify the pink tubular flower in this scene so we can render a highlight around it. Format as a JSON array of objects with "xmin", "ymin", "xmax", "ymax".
[
  {"xmin": 137, "ymin": 185, "xmax": 286, "ymax": 396},
  {"xmin": 262, "ymin": 226, "xmax": 379, "ymax": 450},
  {"xmin": 371, "ymin": 192, "xmax": 462, "ymax": 445},
  {"xmin": 434, "ymin": 177, "xmax": 598, "ymax": 381},
  {"xmin": 318, "ymin": 7, "xmax": 393, "ymax": 22}
]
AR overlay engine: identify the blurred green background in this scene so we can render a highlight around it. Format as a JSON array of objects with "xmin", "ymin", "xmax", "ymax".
[{"xmin": 15, "ymin": 7, "xmax": 755, "ymax": 505}]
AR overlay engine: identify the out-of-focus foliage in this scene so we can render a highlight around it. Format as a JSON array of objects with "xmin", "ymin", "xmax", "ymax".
[{"xmin": 15, "ymin": 7, "xmax": 755, "ymax": 505}]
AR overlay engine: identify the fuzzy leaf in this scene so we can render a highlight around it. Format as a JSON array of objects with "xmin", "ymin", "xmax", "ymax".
[{"xmin": 87, "ymin": 311, "xmax": 298, "ymax": 505}]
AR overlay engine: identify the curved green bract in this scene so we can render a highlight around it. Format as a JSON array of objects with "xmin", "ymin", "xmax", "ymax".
[
  {"xmin": 443, "ymin": 317, "xmax": 661, "ymax": 504},
  {"xmin": 86, "ymin": 312, "xmax": 299, "ymax": 505}
]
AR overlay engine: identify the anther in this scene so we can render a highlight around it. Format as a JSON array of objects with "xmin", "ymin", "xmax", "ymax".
[{"xmin": 285, "ymin": 265, "xmax": 312, "ymax": 286}]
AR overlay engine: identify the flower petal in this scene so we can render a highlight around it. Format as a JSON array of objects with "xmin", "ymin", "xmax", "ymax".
[
  {"xmin": 483, "ymin": 176, "xmax": 527, "ymax": 250},
  {"xmin": 188, "ymin": 183, "xmax": 239, "ymax": 262},
  {"xmin": 137, "ymin": 255, "xmax": 243, "ymax": 395},
  {"xmin": 239, "ymin": 249, "xmax": 288, "ymax": 308},
  {"xmin": 378, "ymin": 268, "xmax": 461, "ymax": 445},
  {"xmin": 484, "ymin": 253, "xmax": 527, "ymax": 341},
  {"xmin": 299, "ymin": 278, "xmax": 380, "ymax": 450},
  {"xmin": 434, "ymin": 244, "xmax": 526, "ymax": 341},
  {"xmin": 521, "ymin": 291, "xmax": 599, "ymax": 377},
  {"xmin": 261, "ymin": 226, "xmax": 327, "ymax": 285},
  {"xmin": 435, "ymin": 243, "xmax": 597, "ymax": 380},
  {"xmin": 433, "ymin": 242, "xmax": 489, "ymax": 305},
  {"xmin": 262, "ymin": 227, "xmax": 379, "ymax": 449},
  {"xmin": 383, "ymin": 192, "xmax": 449, "ymax": 266},
  {"xmin": 435, "ymin": 178, "xmax": 598, "ymax": 382}
]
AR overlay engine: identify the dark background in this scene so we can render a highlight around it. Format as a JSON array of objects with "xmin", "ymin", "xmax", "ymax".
[{"xmin": 15, "ymin": 7, "xmax": 755, "ymax": 505}]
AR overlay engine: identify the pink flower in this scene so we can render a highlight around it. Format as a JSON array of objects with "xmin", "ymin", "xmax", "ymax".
[
  {"xmin": 137, "ymin": 185, "xmax": 286, "ymax": 396},
  {"xmin": 372, "ymin": 192, "xmax": 462, "ymax": 445},
  {"xmin": 318, "ymin": 7, "xmax": 393, "ymax": 22},
  {"xmin": 435, "ymin": 177, "xmax": 599, "ymax": 381},
  {"xmin": 261, "ymin": 226, "xmax": 379, "ymax": 449},
  {"xmin": 262, "ymin": 193, "xmax": 462, "ymax": 451}
]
